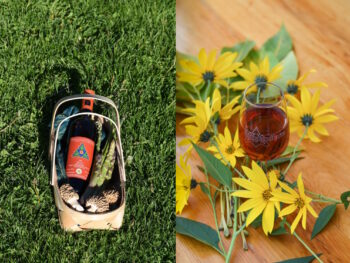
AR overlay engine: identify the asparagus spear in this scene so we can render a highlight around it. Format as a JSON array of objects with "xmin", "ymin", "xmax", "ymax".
[{"xmin": 80, "ymin": 125, "xmax": 117, "ymax": 203}]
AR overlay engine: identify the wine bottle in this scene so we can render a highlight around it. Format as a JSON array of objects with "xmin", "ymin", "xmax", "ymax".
[{"xmin": 65, "ymin": 89, "xmax": 96, "ymax": 194}]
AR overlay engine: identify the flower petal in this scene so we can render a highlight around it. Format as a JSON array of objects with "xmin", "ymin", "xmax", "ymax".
[
  {"xmin": 287, "ymin": 94, "xmax": 303, "ymax": 115},
  {"xmin": 237, "ymin": 198, "xmax": 264, "ymax": 212},
  {"xmin": 279, "ymin": 204, "xmax": 297, "ymax": 217},
  {"xmin": 198, "ymin": 48, "xmax": 207, "ymax": 71},
  {"xmin": 232, "ymin": 190, "xmax": 261, "ymax": 199},
  {"xmin": 315, "ymin": 114, "xmax": 339, "ymax": 124},
  {"xmin": 207, "ymin": 49, "xmax": 217, "ymax": 70},
  {"xmin": 290, "ymin": 209, "xmax": 303, "ymax": 233},
  {"xmin": 301, "ymin": 88, "xmax": 312, "ymax": 113},
  {"xmin": 233, "ymin": 178, "xmax": 264, "ymax": 192},
  {"xmin": 308, "ymin": 128, "xmax": 321, "ymax": 143},
  {"xmin": 268, "ymin": 170, "xmax": 278, "ymax": 189},
  {"xmin": 262, "ymin": 202, "xmax": 275, "ymax": 235},
  {"xmin": 307, "ymin": 204, "xmax": 318, "ymax": 218},
  {"xmin": 224, "ymin": 126, "xmax": 232, "ymax": 146},
  {"xmin": 246, "ymin": 203, "xmax": 266, "ymax": 226},
  {"xmin": 297, "ymin": 173, "xmax": 306, "ymax": 199},
  {"xmin": 271, "ymin": 191, "xmax": 295, "ymax": 204},
  {"xmin": 237, "ymin": 68, "xmax": 254, "ymax": 81},
  {"xmin": 278, "ymin": 181, "xmax": 298, "ymax": 197},
  {"xmin": 302, "ymin": 207, "xmax": 307, "ymax": 229},
  {"xmin": 251, "ymin": 161, "xmax": 269, "ymax": 188}
]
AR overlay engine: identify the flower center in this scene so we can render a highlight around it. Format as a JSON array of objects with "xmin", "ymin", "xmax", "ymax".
[
  {"xmin": 202, "ymin": 71, "xmax": 215, "ymax": 82},
  {"xmin": 190, "ymin": 179, "xmax": 198, "ymax": 189},
  {"xmin": 262, "ymin": 189, "xmax": 272, "ymax": 201},
  {"xmin": 254, "ymin": 75, "xmax": 268, "ymax": 91},
  {"xmin": 301, "ymin": 114, "xmax": 313, "ymax": 126},
  {"xmin": 225, "ymin": 146, "xmax": 233, "ymax": 154},
  {"xmin": 295, "ymin": 197, "xmax": 305, "ymax": 208},
  {"xmin": 200, "ymin": 130, "xmax": 211, "ymax": 142},
  {"xmin": 287, "ymin": 83, "xmax": 299, "ymax": 95}
]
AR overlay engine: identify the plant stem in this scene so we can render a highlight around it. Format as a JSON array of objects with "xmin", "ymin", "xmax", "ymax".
[
  {"xmin": 225, "ymin": 181, "xmax": 245, "ymax": 263},
  {"xmin": 234, "ymin": 167, "xmax": 246, "ymax": 178},
  {"xmin": 220, "ymin": 190, "xmax": 230, "ymax": 237},
  {"xmin": 226, "ymin": 189, "xmax": 233, "ymax": 227},
  {"xmin": 207, "ymin": 183, "xmax": 235, "ymax": 193},
  {"xmin": 204, "ymin": 169, "xmax": 226, "ymax": 256},
  {"xmin": 285, "ymin": 222, "xmax": 323, "ymax": 263},
  {"xmin": 194, "ymin": 86, "xmax": 202, "ymax": 101},
  {"xmin": 283, "ymin": 126, "xmax": 309, "ymax": 176},
  {"xmin": 239, "ymin": 212, "xmax": 248, "ymax": 250},
  {"xmin": 202, "ymin": 80, "xmax": 211, "ymax": 101},
  {"xmin": 306, "ymin": 190, "xmax": 342, "ymax": 204},
  {"xmin": 256, "ymin": 87, "xmax": 261, "ymax": 104}
]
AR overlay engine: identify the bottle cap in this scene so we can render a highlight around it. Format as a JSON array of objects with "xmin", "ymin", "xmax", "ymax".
[{"xmin": 82, "ymin": 89, "xmax": 95, "ymax": 111}]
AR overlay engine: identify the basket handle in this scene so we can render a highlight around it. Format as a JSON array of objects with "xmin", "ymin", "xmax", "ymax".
[{"xmin": 49, "ymin": 94, "xmax": 120, "ymax": 159}]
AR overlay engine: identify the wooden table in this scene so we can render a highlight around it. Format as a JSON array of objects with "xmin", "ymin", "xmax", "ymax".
[{"xmin": 176, "ymin": 0, "xmax": 350, "ymax": 262}]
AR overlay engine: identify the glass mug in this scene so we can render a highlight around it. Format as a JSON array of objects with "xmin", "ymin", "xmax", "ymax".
[{"xmin": 239, "ymin": 82, "xmax": 289, "ymax": 161}]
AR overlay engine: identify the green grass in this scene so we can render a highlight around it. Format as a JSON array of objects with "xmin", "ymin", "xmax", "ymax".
[{"xmin": 0, "ymin": 1, "xmax": 175, "ymax": 262}]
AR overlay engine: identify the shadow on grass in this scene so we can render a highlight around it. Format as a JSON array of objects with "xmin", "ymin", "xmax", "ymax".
[{"xmin": 36, "ymin": 66, "xmax": 83, "ymax": 185}]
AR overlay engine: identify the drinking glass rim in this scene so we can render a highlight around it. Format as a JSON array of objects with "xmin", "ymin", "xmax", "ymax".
[{"xmin": 243, "ymin": 81, "xmax": 285, "ymax": 108}]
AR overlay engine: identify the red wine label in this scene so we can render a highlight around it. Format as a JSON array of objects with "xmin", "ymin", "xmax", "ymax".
[{"xmin": 66, "ymin": 136, "xmax": 95, "ymax": 180}]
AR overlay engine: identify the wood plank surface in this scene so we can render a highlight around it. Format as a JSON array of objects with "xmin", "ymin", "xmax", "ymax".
[{"xmin": 176, "ymin": 0, "xmax": 350, "ymax": 262}]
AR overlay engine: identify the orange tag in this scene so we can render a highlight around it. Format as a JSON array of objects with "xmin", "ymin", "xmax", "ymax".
[{"xmin": 66, "ymin": 136, "xmax": 95, "ymax": 180}]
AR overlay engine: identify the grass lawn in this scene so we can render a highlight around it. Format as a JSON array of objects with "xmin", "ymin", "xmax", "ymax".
[{"xmin": 0, "ymin": 0, "xmax": 175, "ymax": 262}]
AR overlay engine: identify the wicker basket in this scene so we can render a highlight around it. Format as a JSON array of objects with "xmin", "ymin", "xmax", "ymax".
[{"xmin": 49, "ymin": 94, "xmax": 126, "ymax": 231}]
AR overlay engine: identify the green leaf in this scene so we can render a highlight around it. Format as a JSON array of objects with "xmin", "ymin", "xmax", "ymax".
[
  {"xmin": 271, "ymin": 217, "xmax": 288, "ymax": 236},
  {"xmin": 250, "ymin": 214, "xmax": 262, "ymax": 228},
  {"xmin": 199, "ymin": 182, "xmax": 210, "ymax": 196},
  {"xmin": 221, "ymin": 40, "xmax": 256, "ymax": 62},
  {"xmin": 271, "ymin": 226, "xmax": 288, "ymax": 236},
  {"xmin": 243, "ymin": 49, "xmax": 260, "ymax": 65},
  {"xmin": 311, "ymin": 204, "xmax": 337, "ymax": 239},
  {"xmin": 340, "ymin": 191, "xmax": 350, "ymax": 210},
  {"xmin": 274, "ymin": 51, "xmax": 299, "ymax": 92},
  {"xmin": 176, "ymin": 216, "xmax": 223, "ymax": 254},
  {"xmin": 193, "ymin": 144, "xmax": 232, "ymax": 189},
  {"xmin": 261, "ymin": 24, "xmax": 292, "ymax": 61},
  {"xmin": 275, "ymin": 253, "xmax": 322, "ymax": 263}
]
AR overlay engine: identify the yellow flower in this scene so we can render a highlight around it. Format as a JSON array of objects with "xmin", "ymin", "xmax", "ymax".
[
  {"xmin": 177, "ymin": 48, "xmax": 242, "ymax": 87},
  {"xmin": 272, "ymin": 173, "xmax": 318, "ymax": 233},
  {"xmin": 231, "ymin": 56, "xmax": 283, "ymax": 90},
  {"xmin": 211, "ymin": 88, "xmax": 240, "ymax": 123},
  {"xmin": 287, "ymin": 88, "xmax": 338, "ymax": 142},
  {"xmin": 232, "ymin": 162, "xmax": 281, "ymax": 235},
  {"xmin": 179, "ymin": 98, "xmax": 212, "ymax": 153},
  {"xmin": 207, "ymin": 127, "xmax": 244, "ymax": 167},
  {"xmin": 286, "ymin": 69, "xmax": 328, "ymax": 95},
  {"xmin": 176, "ymin": 154, "xmax": 195, "ymax": 214}
]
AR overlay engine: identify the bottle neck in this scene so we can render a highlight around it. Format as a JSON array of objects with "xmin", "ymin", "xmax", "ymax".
[{"xmin": 81, "ymin": 98, "xmax": 94, "ymax": 112}]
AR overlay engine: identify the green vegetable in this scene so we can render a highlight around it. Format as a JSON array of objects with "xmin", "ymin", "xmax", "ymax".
[{"xmin": 80, "ymin": 123, "xmax": 117, "ymax": 204}]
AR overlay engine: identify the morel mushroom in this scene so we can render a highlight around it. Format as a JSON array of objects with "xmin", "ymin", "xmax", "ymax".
[
  {"xmin": 103, "ymin": 189, "xmax": 119, "ymax": 204},
  {"xmin": 59, "ymin": 183, "xmax": 84, "ymax": 212},
  {"xmin": 86, "ymin": 194, "xmax": 109, "ymax": 213}
]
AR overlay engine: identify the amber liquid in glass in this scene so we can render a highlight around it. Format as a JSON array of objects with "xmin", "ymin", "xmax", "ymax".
[{"xmin": 239, "ymin": 106, "xmax": 289, "ymax": 161}]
